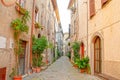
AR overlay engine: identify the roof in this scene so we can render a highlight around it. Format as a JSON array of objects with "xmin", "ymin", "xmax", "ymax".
[{"xmin": 51, "ymin": 0, "xmax": 60, "ymax": 23}]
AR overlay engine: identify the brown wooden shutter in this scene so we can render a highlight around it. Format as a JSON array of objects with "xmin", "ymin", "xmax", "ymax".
[
  {"xmin": 89, "ymin": 0, "xmax": 95, "ymax": 17},
  {"xmin": 101, "ymin": 0, "xmax": 108, "ymax": 6}
]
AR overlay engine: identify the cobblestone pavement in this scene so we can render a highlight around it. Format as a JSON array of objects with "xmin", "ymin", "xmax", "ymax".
[{"xmin": 23, "ymin": 56, "xmax": 101, "ymax": 80}]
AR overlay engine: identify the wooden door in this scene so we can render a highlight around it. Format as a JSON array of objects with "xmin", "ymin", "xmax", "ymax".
[
  {"xmin": 80, "ymin": 43, "xmax": 84, "ymax": 58},
  {"xmin": 0, "ymin": 67, "xmax": 6, "ymax": 80},
  {"xmin": 19, "ymin": 41, "xmax": 26, "ymax": 75},
  {"xmin": 94, "ymin": 37, "xmax": 101, "ymax": 73}
]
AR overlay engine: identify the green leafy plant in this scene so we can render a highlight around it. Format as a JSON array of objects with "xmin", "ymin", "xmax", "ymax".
[
  {"xmin": 66, "ymin": 51, "xmax": 71, "ymax": 59},
  {"xmin": 78, "ymin": 56, "xmax": 89, "ymax": 69},
  {"xmin": 72, "ymin": 41, "xmax": 80, "ymax": 63},
  {"xmin": 32, "ymin": 36, "xmax": 48, "ymax": 67},
  {"xmin": 76, "ymin": 56, "xmax": 91, "ymax": 73}
]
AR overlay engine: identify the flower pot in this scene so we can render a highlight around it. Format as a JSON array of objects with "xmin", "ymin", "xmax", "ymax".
[
  {"xmin": 73, "ymin": 64, "xmax": 78, "ymax": 69},
  {"xmin": 32, "ymin": 67, "xmax": 36, "ymax": 73},
  {"xmin": 80, "ymin": 68, "xmax": 87, "ymax": 73},
  {"xmin": 13, "ymin": 76, "xmax": 22, "ymax": 80},
  {"xmin": 36, "ymin": 67, "xmax": 41, "ymax": 73}
]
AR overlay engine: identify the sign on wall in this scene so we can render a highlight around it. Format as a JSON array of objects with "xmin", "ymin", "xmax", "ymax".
[{"xmin": 0, "ymin": 36, "xmax": 6, "ymax": 48}]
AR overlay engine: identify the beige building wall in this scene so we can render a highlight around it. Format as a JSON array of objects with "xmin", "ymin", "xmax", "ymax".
[
  {"xmin": 77, "ymin": 0, "xmax": 120, "ymax": 79},
  {"xmin": 0, "ymin": 0, "xmax": 59, "ymax": 79}
]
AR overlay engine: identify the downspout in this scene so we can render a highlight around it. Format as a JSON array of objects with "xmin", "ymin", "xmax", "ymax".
[{"xmin": 30, "ymin": 0, "xmax": 35, "ymax": 68}]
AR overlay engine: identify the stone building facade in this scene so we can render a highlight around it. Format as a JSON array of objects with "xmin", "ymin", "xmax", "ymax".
[
  {"xmin": 68, "ymin": 0, "xmax": 120, "ymax": 79},
  {"xmin": 0, "ymin": 0, "xmax": 60, "ymax": 79}
]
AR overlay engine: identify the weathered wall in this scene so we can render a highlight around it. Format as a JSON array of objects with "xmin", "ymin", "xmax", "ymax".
[
  {"xmin": 0, "ymin": 0, "xmax": 33, "ymax": 78},
  {"xmin": 77, "ymin": 0, "xmax": 120, "ymax": 79}
]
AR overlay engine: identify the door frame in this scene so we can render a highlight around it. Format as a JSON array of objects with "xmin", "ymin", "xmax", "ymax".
[
  {"xmin": 19, "ymin": 40, "xmax": 27, "ymax": 75},
  {"xmin": 90, "ymin": 33, "xmax": 104, "ymax": 75},
  {"xmin": 94, "ymin": 36, "xmax": 101, "ymax": 73}
]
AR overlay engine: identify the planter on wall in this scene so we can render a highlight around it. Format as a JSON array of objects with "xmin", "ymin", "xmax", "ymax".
[{"xmin": 15, "ymin": 3, "xmax": 26, "ymax": 15}]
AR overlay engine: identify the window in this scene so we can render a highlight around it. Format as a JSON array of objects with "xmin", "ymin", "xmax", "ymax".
[
  {"xmin": 101, "ymin": 0, "xmax": 108, "ymax": 6},
  {"xmin": 89, "ymin": 0, "xmax": 95, "ymax": 18}
]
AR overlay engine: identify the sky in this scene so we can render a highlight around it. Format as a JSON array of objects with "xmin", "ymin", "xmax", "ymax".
[{"xmin": 57, "ymin": 0, "xmax": 71, "ymax": 33}]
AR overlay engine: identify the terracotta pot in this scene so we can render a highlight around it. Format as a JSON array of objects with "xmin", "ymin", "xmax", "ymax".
[
  {"xmin": 80, "ymin": 68, "xmax": 87, "ymax": 73},
  {"xmin": 36, "ymin": 67, "xmax": 41, "ymax": 73},
  {"xmin": 32, "ymin": 67, "xmax": 36, "ymax": 73},
  {"xmin": 73, "ymin": 64, "xmax": 78, "ymax": 69},
  {"xmin": 13, "ymin": 76, "xmax": 22, "ymax": 80}
]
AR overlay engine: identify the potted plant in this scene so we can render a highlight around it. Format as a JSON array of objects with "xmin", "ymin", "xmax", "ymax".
[
  {"xmin": 72, "ymin": 41, "xmax": 80, "ymax": 68},
  {"xmin": 77, "ymin": 56, "xmax": 91, "ymax": 73},
  {"xmin": 10, "ymin": 10, "xmax": 30, "ymax": 80},
  {"xmin": 32, "ymin": 36, "xmax": 48, "ymax": 73}
]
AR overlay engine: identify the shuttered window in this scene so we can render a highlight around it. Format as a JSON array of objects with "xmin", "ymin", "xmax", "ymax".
[
  {"xmin": 89, "ymin": 0, "xmax": 95, "ymax": 18},
  {"xmin": 101, "ymin": 0, "xmax": 108, "ymax": 6}
]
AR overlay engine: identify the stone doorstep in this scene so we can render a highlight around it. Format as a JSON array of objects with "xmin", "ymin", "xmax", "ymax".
[
  {"xmin": 96, "ymin": 73, "xmax": 119, "ymax": 80},
  {"xmin": 22, "ymin": 74, "xmax": 28, "ymax": 78}
]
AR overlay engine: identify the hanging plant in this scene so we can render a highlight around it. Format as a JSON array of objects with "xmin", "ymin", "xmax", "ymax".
[{"xmin": 11, "ymin": 19, "xmax": 28, "ymax": 33}]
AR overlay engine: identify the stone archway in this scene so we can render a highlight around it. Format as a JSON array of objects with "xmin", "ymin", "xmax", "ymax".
[
  {"xmin": 94, "ymin": 36, "xmax": 101, "ymax": 73},
  {"xmin": 90, "ymin": 33, "xmax": 104, "ymax": 75}
]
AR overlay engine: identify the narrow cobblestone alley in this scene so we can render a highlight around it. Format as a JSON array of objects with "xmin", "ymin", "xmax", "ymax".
[{"xmin": 23, "ymin": 56, "xmax": 101, "ymax": 80}]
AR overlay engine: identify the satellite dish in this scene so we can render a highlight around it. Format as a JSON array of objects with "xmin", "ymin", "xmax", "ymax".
[{"xmin": 1, "ymin": 0, "xmax": 16, "ymax": 7}]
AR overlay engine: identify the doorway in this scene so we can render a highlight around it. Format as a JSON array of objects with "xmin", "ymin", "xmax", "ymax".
[
  {"xmin": 0, "ymin": 67, "xmax": 6, "ymax": 80},
  {"xmin": 80, "ymin": 42, "xmax": 84, "ymax": 58},
  {"xmin": 19, "ymin": 40, "xmax": 26, "ymax": 75},
  {"xmin": 94, "ymin": 36, "xmax": 101, "ymax": 73}
]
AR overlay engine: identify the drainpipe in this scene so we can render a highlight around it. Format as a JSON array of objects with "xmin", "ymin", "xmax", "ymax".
[
  {"xmin": 83, "ymin": 1, "xmax": 88, "ymax": 55},
  {"xmin": 86, "ymin": 1, "xmax": 88, "ymax": 55},
  {"xmin": 30, "ymin": 0, "xmax": 35, "ymax": 68}
]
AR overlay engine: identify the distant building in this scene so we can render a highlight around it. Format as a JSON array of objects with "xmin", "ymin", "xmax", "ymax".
[
  {"xmin": 55, "ymin": 23, "xmax": 64, "ymax": 57},
  {"xmin": 63, "ymin": 33, "xmax": 70, "ymax": 56}
]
